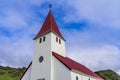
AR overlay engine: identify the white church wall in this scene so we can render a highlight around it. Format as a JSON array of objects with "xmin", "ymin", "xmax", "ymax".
[
  {"xmin": 71, "ymin": 71, "xmax": 82, "ymax": 80},
  {"xmin": 30, "ymin": 32, "xmax": 66, "ymax": 80},
  {"xmin": 52, "ymin": 55, "xmax": 71, "ymax": 80},
  {"xmin": 71, "ymin": 71, "xmax": 98, "ymax": 80},
  {"xmin": 82, "ymin": 75, "xmax": 89, "ymax": 80},
  {"xmin": 21, "ymin": 65, "xmax": 32, "ymax": 80},
  {"xmin": 82, "ymin": 74, "xmax": 98, "ymax": 80},
  {"xmin": 51, "ymin": 33, "xmax": 66, "ymax": 57},
  {"xmin": 30, "ymin": 33, "xmax": 52, "ymax": 80}
]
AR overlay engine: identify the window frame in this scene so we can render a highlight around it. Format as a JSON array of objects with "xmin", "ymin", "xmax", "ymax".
[
  {"xmin": 59, "ymin": 39, "xmax": 61, "ymax": 44},
  {"xmin": 43, "ymin": 36, "xmax": 45, "ymax": 42},
  {"xmin": 56, "ymin": 37, "xmax": 58, "ymax": 42},
  {"xmin": 39, "ymin": 38, "xmax": 42, "ymax": 43},
  {"xmin": 76, "ymin": 76, "xmax": 78, "ymax": 80}
]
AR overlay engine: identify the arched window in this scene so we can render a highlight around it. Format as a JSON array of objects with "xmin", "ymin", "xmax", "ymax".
[
  {"xmin": 76, "ymin": 76, "xmax": 78, "ymax": 80},
  {"xmin": 59, "ymin": 39, "xmax": 61, "ymax": 44},
  {"xmin": 56, "ymin": 37, "xmax": 58, "ymax": 42},
  {"xmin": 39, "ymin": 38, "xmax": 42, "ymax": 43},
  {"xmin": 43, "ymin": 36, "xmax": 45, "ymax": 42}
]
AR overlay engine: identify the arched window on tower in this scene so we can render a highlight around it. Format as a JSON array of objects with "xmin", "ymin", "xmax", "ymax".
[
  {"xmin": 59, "ymin": 39, "xmax": 61, "ymax": 44},
  {"xmin": 56, "ymin": 37, "xmax": 58, "ymax": 42},
  {"xmin": 39, "ymin": 38, "xmax": 42, "ymax": 43},
  {"xmin": 43, "ymin": 36, "xmax": 45, "ymax": 42}
]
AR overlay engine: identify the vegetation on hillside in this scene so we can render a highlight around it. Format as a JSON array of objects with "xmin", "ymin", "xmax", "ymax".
[
  {"xmin": 0, "ymin": 65, "xmax": 26, "ymax": 80},
  {"xmin": 95, "ymin": 70, "xmax": 120, "ymax": 80},
  {"xmin": 0, "ymin": 65, "xmax": 120, "ymax": 80}
]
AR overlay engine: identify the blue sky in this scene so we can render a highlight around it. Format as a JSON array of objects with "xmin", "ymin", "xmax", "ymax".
[{"xmin": 0, "ymin": 0, "xmax": 120, "ymax": 74}]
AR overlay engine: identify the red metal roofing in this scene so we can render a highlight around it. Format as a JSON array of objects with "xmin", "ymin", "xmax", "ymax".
[
  {"xmin": 34, "ymin": 10, "xmax": 65, "ymax": 40},
  {"xmin": 52, "ymin": 52, "xmax": 104, "ymax": 80}
]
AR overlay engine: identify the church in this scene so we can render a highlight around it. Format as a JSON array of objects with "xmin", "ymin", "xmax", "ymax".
[{"xmin": 20, "ymin": 10, "xmax": 104, "ymax": 80}]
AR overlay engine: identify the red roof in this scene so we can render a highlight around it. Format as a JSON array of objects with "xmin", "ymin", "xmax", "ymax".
[
  {"xmin": 52, "ymin": 52, "xmax": 104, "ymax": 80},
  {"xmin": 34, "ymin": 10, "xmax": 65, "ymax": 40}
]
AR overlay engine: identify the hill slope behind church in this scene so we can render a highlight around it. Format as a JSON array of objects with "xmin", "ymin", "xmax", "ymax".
[
  {"xmin": 0, "ymin": 65, "xmax": 120, "ymax": 80},
  {"xmin": 0, "ymin": 65, "xmax": 26, "ymax": 80},
  {"xmin": 95, "ymin": 70, "xmax": 120, "ymax": 80}
]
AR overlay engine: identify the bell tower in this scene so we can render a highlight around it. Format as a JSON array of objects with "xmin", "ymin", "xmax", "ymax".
[{"xmin": 30, "ymin": 10, "xmax": 66, "ymax": 80}]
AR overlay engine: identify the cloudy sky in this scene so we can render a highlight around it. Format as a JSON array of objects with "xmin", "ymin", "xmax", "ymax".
[{"xmin": 0, "ymin": 0, "xmax": 120, "ymax": 74}]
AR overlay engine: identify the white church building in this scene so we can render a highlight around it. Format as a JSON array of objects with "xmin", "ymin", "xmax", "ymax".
[{"xmin": 20, "ymin": 10, "xmax": 104, "ymax": 80}]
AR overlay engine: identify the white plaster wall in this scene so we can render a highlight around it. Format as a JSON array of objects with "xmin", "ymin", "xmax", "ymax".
[
  {"xmin": 30, "ymin": 32, "xmax": 66, "ymax": 80},
  {"xmin": 71, "ymin": 71, "xmax": 82, "ymax": 80},
  {"xmin": 82, "ymin": 76, "xmax": 90, "ymax": 80},
  {"xmin": 52, "ymin": 55, "xmax": 71, "ymax": 80},
  {"xmin": 71, "ymin": 71, "xmax": 98, "ymax": 80},
  {"xmin": 30, "ymin": 33, "xmax": 52, "ymax": 80},
  {"xmin": 21, "ymin": 65, "xmax": 32, "ymax": 80},
  {"xmin": 51, "ymin": 54, "xmax": 53, "ymax": 80},
  {"xmin": 51, "ymin": 33, "xmax": 66, "ymax": 57}
]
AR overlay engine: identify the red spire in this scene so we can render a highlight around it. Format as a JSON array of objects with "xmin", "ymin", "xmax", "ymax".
[{"xmin": 34, "ymin": 10, "xmax": 65, "ymax": 40}]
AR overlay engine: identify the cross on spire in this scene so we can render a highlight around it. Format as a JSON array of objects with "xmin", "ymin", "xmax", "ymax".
[{"xmin": 49, "ymin": 4, "xmax": 52, "ymax": 9}]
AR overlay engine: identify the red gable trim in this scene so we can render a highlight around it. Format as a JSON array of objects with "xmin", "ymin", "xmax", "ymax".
[
  {"xmin": 52, "ymin": 52, "xmax": 104, "ymax": 80},
  {"xmin": 19, "ymin": 62, "xmax": 32, "ymax": 80},
  {"xmin": 34, "ymin": 10, "xmax": 65, "ymax": 41}
]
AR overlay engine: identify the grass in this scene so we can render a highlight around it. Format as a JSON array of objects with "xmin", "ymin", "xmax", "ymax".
[
  {"xmin": 0, "ymin": 65, "xmax": 120, "ymax": 80},
  {"xmin": 95, "ymin": 70, "xmax": 120, "ymax": 80},
  {"xmin": 0, "ymin": 66, "xmax": 25, "ymax": 80}
]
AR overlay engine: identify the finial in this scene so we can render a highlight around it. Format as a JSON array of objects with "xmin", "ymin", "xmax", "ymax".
[{"xmin": 49, "ymin": 4, "xmax": 52, "ymax": 9}]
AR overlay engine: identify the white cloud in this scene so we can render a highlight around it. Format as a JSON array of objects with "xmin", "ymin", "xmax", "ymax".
[
  {"xmin": 64, "ymin": 29, "xmax": 120, "ymax": 72},
  {"xmin": 116, "ymin": 69, "xmax": 120, "ymax": 75},
  {"xmin": 0, "ymin": 9, "xmax": 28, "ymax": 31},
  {"xmin": 0, "ymin": 0, "xmax": 45, "ymax": 67},
  {"xmin": 67, "ymin": 44, "xmax": 120, "ymax": 72},
  {"xmin": 0, "ymin": 0, "xmax": 120, "ymax": 75},
  {"xmin": 0, "ymin": 34, "xmax": 33, "ymax": 67},
  {"xmin": 63, "ymin": 0, "xmax": 120, "ymax": 28}
]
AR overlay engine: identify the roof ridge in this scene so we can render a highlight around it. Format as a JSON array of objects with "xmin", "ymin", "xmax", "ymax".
[
  {"xmin": 34, "ymin": 10, "xmax": 65, "ymax": 40},
  {"xmin": 52, "ymin": 51, "xmax": 103, "ymax": 80}
]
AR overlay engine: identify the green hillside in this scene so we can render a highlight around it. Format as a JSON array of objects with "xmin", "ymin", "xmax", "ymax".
[
  {"xmin": 95, "ymin": 70, "xmax": 120, "ymax": 80},
  {"xmin": 0, "ymin": 65, "xmax": 25, "ymax": 80},
  {"xmin": 0, "ymin": 65, "xmax": 120, "ymax": 80}
]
